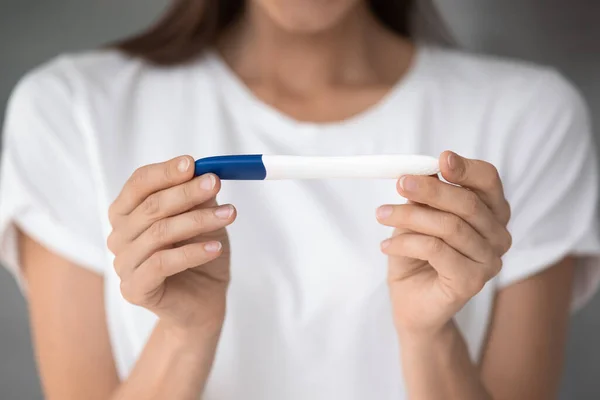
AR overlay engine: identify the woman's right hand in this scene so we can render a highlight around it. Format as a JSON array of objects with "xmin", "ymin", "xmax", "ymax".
[{"xmin": 107, "ymin": 155, "xmax": 236, "ymax": 333}]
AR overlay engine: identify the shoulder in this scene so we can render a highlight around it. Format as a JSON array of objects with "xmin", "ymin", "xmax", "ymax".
[
  {"xmin": 419, "ymin": 47, "xmax": 590, "ymax": 161},
  {"xmin": 8, "ymin": 48, "xmax": 215, "ymax": 113},
  {"xmin": 11, "ymin": 50, "xmax": 136, "ymax": 100},
  {"xmin": 7, "ymin": 50, "xmax": 134, "ymax": 126},
  {"xmin": 5, "ymin": 49, "xmax": 217, "ymax": 150},
  {"xmin": 4, "ymin": 51, "xmax": 131, "ymax": 147},
  {"xmin": 421, "ymin": 46, "xmax": 586, "ymax": 118},
  {"xmin": 415, "ymin": 47, "xmax": 593, "ymax": 194}
]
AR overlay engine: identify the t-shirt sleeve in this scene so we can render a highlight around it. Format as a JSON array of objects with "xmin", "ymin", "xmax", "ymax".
[
  {"xmin": 0, "ymin": 58, "xmax": 108, "ymax": 289},
  {"xmin": 497, "ymin": 70, "xmax": 600, "ymax": 310}
]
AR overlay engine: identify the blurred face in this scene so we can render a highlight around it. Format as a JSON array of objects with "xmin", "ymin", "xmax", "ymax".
[{"xmin": 252, "ymin": 0, "xmax": 363, "ymax": 33}]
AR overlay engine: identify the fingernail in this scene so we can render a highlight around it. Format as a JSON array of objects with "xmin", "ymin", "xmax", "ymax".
[
  {"xmin": 214, "ymin": 205, "xmax": 234, "ymax": 219},
  {"xmin": 377, "ymin": 205, "xmax": 393, "ymax": 220},
  {"xmin": 200, "ymin": 174, "xmax": 216, "ymax": 190},
  {"xmin": 204, "ymin": 241, "xmax": 222, "ymax": 253},
  {"xmin": 177, "ymin": 157, "xmax": 190, "ymax": 173},
  {"xmin": 381, "ymin": 239, "xmax": 391, "ymax": 250},
  {"xmin": 399, "ymin": 176, "xmax": 417, "ymax": 192},
  {"xmin": 447, "ymin": 152, "xmax": 457, "ymax": 170}
]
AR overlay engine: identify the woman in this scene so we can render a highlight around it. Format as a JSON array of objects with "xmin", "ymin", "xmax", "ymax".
[{"xmin": 1, "ymin": 0, "xmax": 599, "ymax": 399}]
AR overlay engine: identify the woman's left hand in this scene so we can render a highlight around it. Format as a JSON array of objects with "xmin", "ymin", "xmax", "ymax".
[{"xmin": 377, "ymin": 151, "xmax": 512, "ymax": 338}]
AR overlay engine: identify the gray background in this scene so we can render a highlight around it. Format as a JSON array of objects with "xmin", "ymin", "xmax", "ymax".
[{"xmin": 1, "ymin": 1, "xmax": 599, "ymax": 398}]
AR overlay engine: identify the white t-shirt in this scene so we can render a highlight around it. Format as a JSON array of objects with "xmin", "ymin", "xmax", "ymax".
[{"xmin": 2, "ymin": 45, "xmax": 600, "ymax": 400}]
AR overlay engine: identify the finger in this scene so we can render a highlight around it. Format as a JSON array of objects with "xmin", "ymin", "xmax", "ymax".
[
  {"xmin": 382, "ymin": 233, "xmax": 501, "ymax": 301},
  {"xmin": 110, "ymin": 155, "xmax": 195, "ymax": 219},
  {"xmin": 113, "ymin": 204, "xmax": 236, "ymax": 278},
  {"xmin": 439, "ymin": 151, "xmax": 510, "ymax": 224},
  {"xmin": 119, "ymin": 241, "xmax": 223, "ymax": 307},
  {"xmin": 396, "ymin": 176, "xmax": 511, "ymax": 255},
  {"xmin": 376, "ymin": 203, "xmax": 495, "ymax": 263},
  {"xmin": 122, "ymin": 174, "xmax": 220, "ymax": 241}
]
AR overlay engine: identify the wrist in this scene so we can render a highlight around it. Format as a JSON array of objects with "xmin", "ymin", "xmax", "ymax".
[
  {"xmin": 397, "ymin": 321, "xmax": 457, "ymax": 349},
  {"xmin": 397, "ymin": 322, "xmax": 464, "ymax": 376},
  {"xmin": 158, "ymin": 318, "xmax": 223, "ymax": 351},
  {"xmin": 396, "ymin": 322, "xmax": 491, "ymax": 399}
]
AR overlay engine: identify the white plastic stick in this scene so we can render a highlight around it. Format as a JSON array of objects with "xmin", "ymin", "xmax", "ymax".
[{"xmin": 262, "ymin": 155, "xmax": 440, "ymax": 179}]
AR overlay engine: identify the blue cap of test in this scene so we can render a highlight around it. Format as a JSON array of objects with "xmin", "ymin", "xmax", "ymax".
[{"xmin": 194, "ymin": 154, "xmax": 267, "ymax": 180}]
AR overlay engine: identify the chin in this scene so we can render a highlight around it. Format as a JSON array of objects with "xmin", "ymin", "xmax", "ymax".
[{"xmin": 255, "ymin": 0, "xmax": 362, "ymax": 33}]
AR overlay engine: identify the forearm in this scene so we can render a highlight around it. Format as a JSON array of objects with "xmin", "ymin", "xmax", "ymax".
[
  {"xmin": 399, "ymin": 321, "xmax": 491, "ymax": 400},
  {"xmin": 112, "ymin": 320, "xmax": 221, "ymax": 400}
]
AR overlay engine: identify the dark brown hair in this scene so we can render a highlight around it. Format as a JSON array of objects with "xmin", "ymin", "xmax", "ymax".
[{"xmin": 116, "ymin": 0, "xmax": 416, "ymax": 66}]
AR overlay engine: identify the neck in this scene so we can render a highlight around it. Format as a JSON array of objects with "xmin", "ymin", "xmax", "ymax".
[{"xmin": 218, "ymin": 3, "xmax": 411, "ymax": 93}]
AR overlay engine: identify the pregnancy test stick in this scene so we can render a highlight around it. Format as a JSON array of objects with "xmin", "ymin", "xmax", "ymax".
[{"xmin": 194, "ymin": 154, "xmax": 440, "ymax": 180}]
